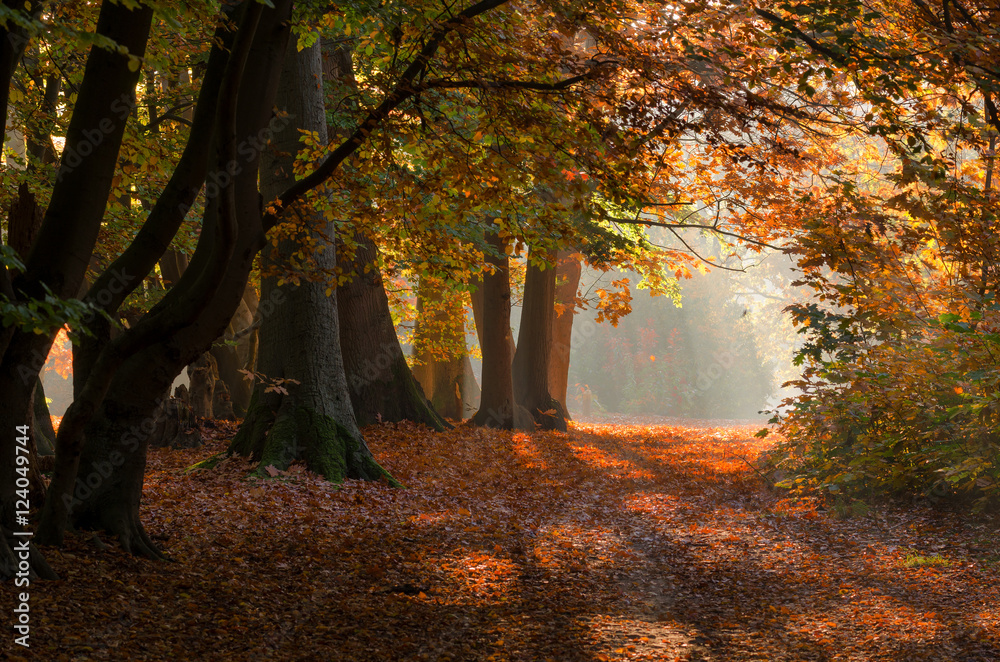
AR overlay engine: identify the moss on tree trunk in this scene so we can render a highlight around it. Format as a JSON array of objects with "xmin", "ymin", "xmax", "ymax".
[{"xmin": 228, "ymin": 39, "xmax": 399, "ymax": 488}]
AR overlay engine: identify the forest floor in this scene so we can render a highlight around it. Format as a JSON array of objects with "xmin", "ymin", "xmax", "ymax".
[{"xmin": 5, "ymin": 416, "xmax": 1000, "ymax": 661}]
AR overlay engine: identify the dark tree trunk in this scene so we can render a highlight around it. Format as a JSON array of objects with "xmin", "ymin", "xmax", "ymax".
[
  {"xmin": 35, "ymin": 0, "xmax": 292, "ymax": 553},
  {"xmin": 0, "ymin": 0, "xmax": 152, "ymax": 578},
  {"xmin": 158, "ymin": 248, "xmax": 188, "ymax": 288},
  {"xmin": 472, "ymin": 232, "xmax": 533, "ymax": 430},
  {"xmin": 548, "ymin": 250, "xmax": 581, "ymax": 417},
  {"xmin": 337, "ymin": 233, "xmax": 448, "ymax": 430},
  {"xmin": 512, "ymin": 251, "xmax": 568, "ymax": 431},
  {"xmin": 187, "ymin": 352, "xmax": 217, "ymax": 418},
  {"xmin": 26, "ymin": 73, "xmax": 60, "ymax": 168},
  {"xmin": 70, "ymin": 0, "xmax": 244, "ymax": 396},
  {"xmin": 18, "ymin": 0, "xmax": 509, "ymax": 562},
  {"xmin": 0, "ymin": 0, "xmax": 42, "ymax": 159},
  {"xmin": 32, "ymin": 380, "xmax": 55, "ymax": 456},
  {"xmin": 160, "ymin": 247, "xmax": 254, "ymax": 417},
  {"xmin": 6, "ymin": 182, "xmax": 55, "ymax": 467},
  {"xmin": 213, "ymin": 285, "xmax": 257, "ymax": 415},
  {"xmin": 228, "ymin": 39, "xmax": 396, "ymax": 485}
]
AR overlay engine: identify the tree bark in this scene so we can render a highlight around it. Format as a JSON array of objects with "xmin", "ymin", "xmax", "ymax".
[
  {"xmin": 0, "ymin": 0, "xmax": 152, "ymax": 578},
  {"xmin": 512, "ymin": 250, "xmax": 568, "ymax": 431},
  {"xmin": 228, "ymin": 38, "xmax": 397, "ymax": 485},
  {"xmin": 209, "ymin": 287, "xmax": 256, "ymax": 416},
  {"xmin": 548, "ymin": 250, "xmax": 581, "ymax": 417},
  {"xmin": 471, "ymin": 232, "xmax": 533, "ymax": 429},
  {"xmin": 411, "ymin": 279, "xmax": 478, "ymax": 420},
  {"xmin": 35, "ymin": 0, "xmax": 290, "ymax": 554},
  {"xmin": 25, "ymin": 73, "xmax": 60, "ymax": 168},
  {"xmin": 337, "ymin": 233, "xmax": 449, "ymax": 430}
]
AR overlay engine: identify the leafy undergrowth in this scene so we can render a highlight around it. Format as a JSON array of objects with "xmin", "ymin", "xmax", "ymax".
[{"xmin": 5, "ymin": 418, "xmax": 1000, "ymax": 661}]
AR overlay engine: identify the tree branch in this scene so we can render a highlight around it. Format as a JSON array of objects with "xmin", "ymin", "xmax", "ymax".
[
  {"xmin": 603, "ymin": 214, "xmax": 783, "ymax": 251},
  {"xmin": 266, "ymin": 0, "xmax": 511, "ymax": 229}
]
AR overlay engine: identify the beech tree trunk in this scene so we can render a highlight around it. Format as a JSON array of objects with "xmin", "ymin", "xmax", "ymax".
[
  {"xmin": 160, "ymin": 246, "xmax": 255, "ymax": 417},
  {"xmin": 548, "ymin": 250, "xmax": 581, "ymax": 417},
  {"xmin": 411, "ymin": 279, "xmax": 479, "ymax": 420},
  {"xmin": 512, "ymin": 251, "xmax": 568, "ymax": 431},
  {"xmin": 0, "ymin": 0, "xmax": 152, "ymax": 579},
  {"xmin": 471, "ymin": 232, "xmax": 533, "ymax": 430},
  {"xmin": 337, "ymin": 233, "xmax": 448, "ymax": 430},
  {"xmin": 212, "ymin": 285, "xmax": 258, "ymax": 415},
  {"xmin": 35, "ymin": 0, "xmax": 293, "ymax": 555},
  {"xmin": 228, "ymin": 39, "xmax": 396, "ymax": 484}
]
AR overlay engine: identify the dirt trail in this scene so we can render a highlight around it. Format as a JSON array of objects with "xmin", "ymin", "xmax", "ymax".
[{"xmin": 7, "ymin": 419, "xmax": 1000, "ymax": 661}]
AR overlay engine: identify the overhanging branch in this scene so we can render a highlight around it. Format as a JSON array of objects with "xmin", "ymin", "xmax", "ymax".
[{"xmin": 267, "ymin": 0, "xmax": 511, "ymax": 229}]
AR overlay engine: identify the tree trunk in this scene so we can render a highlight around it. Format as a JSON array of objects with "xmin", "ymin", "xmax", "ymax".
[
  {"xmin": 460, "ymin": 353, "xmax": 481, "ymax": 418},
  {"xmin": 158, "ymin": 248, "xmax": 188, "ymax": 288},
  {"xmin": 337, "ymin": 233, "xmax": 448, "ymax": 430},
  {"xmin": 471, "ymin": 232, "xmax": 533, "ymax": 430},
  {"xmin": 228, "ymin": 38, "xmax": 396, "ymax": 485},
  {"xmin": 32, "ymin": 379, "xmax": 55, "ymax": 456},
  {"xmin": 161, "ymin": 246, "xmax": 254, "ymax": 417},
  {"xmin": 211, "ymin": 285, "xmax": 257, "ymax": 415},
  {"xmin": 471, "ymin": 267, "xmax": 516, "ymax": 358},
  {"xmin": 25, "ymin": 73, "xmax": 60, "ymax": 168},
  {"xmin": 548, "ymin": 251, "xmax": 581, "ymax": 417},
  {"xmin": 512, "ymin": 251, "xmax": 568, "ymax": 431},
  {"xmin": 0, "ymin": 0, "xmax": 152, "ymax": 578},
  {"xmin": 411, "ymin": 279, "xmax": 477, "ymax": 420},
  {"xmin": 35, "ymin": 0, "xmax": 292, "ymax": 554},
  {"xmin": 187, "ymin": 351, "xmax": 217, "ymax": 418}
]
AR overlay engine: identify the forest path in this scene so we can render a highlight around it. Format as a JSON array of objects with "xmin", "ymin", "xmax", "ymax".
[{"xmin": 12, "ymin": 418, "xmax": 1000, "ymax": 661}]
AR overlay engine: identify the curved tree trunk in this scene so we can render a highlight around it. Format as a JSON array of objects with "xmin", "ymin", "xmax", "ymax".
[
  {"xmin": 337, "ymin": 233, "xmax": 449, "ymax": 430},
  {"xmin": 227, "ymin": 38, "xmax": 396, "ymax": 485},
  {"xmin": 35, "ymin": 0, "xmax": 293, "ymax": 555},
  {"xmin": 548, "ymin": 250, "xmax": 581, "ymax": 417},
  {"xmin": 471, "ymin": 232, "xmax": 533, "ymax": 430},
  {"xmin": 0, "ymin": 0, "xmax": 151, "ymax": 579},
  {"xmin": 512, "ymin": 250, "xmax": 568, "ymax": 431},
  {"xmin": 159, "ymin": 247, "xmax": 254, "ymax": 417}
]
